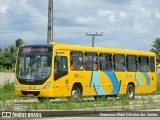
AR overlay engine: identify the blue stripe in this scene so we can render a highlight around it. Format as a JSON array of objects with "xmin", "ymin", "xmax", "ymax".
[
  {"xmin": 135, "ymin": 72, "xmax": 143, "ymax": 86},
  {"xmin": 142, "ymin": 72, "xmax": 150, "ymax": 85},
  {"xmin": 104, "ymin": 71, "xmax": 121, "ymax": 94},
  {"xmin": 90, "ymin": 71, "xmax": 107, "ymax": 95}
]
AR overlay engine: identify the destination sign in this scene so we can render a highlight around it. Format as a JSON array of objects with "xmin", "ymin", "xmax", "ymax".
[{"xmin": 20, "ymin": 47, "xmax": 51, "ymax": 53}]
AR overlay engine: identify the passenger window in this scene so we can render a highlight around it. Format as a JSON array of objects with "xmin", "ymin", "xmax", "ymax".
[
  {"xmin": 99, "ymin": 53, "xmax": 112, "ymax": 71},
  {"xmin": 150, "ymin": 57, "xmax": 155, "ymax": 72},
  {"xmin": 84, "ymin": 52, "xmax": 98, "ymax": 71},
  {"xmin": 70, "ymin": 52, "xmax": 83, "ymax": 70},
  {"xmin": 139, "ymin": 56, "xmax": 149, "ymax": 72},
  {"xmin": 54, "ymin": 56, "xmax": 68, "ymax": 80},
  {"xmin": 113, "ymin": 54, "xmax": 125, "ymax": 71},
  {"xmin": 126, "ymin": 55, "xmax": 137, "ymax": 72}
]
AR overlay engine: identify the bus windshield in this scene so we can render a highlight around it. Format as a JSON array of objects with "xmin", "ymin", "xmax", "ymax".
[{"xmin": 16, "ymin": 46, "xmax": 52, "ymax": 84}]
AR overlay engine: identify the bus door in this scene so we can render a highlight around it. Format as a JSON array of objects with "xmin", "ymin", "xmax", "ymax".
[{"xmin": 53, "ymin": 53, "xmax": 69, "ymax": 97}]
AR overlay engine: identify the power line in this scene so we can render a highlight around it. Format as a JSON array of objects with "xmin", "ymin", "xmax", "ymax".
[
  {"xmin": 0, "ymin": 12, "xmax": 47, "ymax": 19},
  {"xmin": 0, "ymin": 31, "xmax": 85, "ymax": 35},
  {"xmin": 54, "ymin": 18, "xmax": 88, "ymax": 27},
  {"xmin": 0, "ymin": 12, "xmax": 93, "ymax": 26},
  {"xmin": 0, "ymin": 31, "xmax": 47, "ymax": 35},
  {"xmin": 0, "ymin": 31, "xmax": 153, "ymax": 50},
  {"xmin": 0, "ymin": 12, "xmax": 156, "ymax": 44},
  {"xmin": 0, "ymin": 12, "xmax": 152, "ymax": 40},
  {"xmin": 0, "ymin": 12, "xmax": 102, "ymax": 29}
]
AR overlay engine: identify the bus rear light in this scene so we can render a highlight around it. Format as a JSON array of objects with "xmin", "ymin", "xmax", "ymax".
[{"xmin": 43, "ymin": 82, "xmax": 51, "ymax": 90}]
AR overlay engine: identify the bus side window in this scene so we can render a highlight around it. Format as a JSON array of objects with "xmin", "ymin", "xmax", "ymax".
[
  {"xmin": 70, "ymin": 51, "xmax": 83, "ymax": 70},
  {"xmin": 113, "ymin": 54, "xmax": 125, "ymax": 71},
  {"xmin": 126, "ymin": 55, "xmax": 137, "ymax": 72},
  {"xmin": 84, "ymin": 52, "xmax": 98, "ymax": 71},
  {"xmin": 139, "ymin": 56, "xmax": 149, "ymax": 72},
  {"xmin": 99, "ymin": 53, "xmax": 112, "ymax": 71}
]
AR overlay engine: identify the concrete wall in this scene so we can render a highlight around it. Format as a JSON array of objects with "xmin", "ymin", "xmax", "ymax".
[{"xmin": 0, "ymin": 72, "xmax": 15, "ymax": 85}]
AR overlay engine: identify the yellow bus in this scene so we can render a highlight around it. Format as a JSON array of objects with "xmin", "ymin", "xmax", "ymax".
[{"xmin": 15, "ymin": 42, "xmax": 157, "ymax": 101}]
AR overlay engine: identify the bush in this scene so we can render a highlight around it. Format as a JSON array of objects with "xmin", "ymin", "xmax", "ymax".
[
  {"xmin": 0, "ymin": 65, "xmax": 10, "ymax": 72},
  {"xmin": 0, "ymin": 81, "xmax": 15, "ymax": 100}
]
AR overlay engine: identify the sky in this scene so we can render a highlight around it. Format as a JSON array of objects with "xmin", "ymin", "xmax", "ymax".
[{"xmin": 0, "ymin": 0, "xmax": 160, "ymax": 51}]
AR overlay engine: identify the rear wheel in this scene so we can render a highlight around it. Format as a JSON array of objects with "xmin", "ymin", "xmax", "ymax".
[{"xmin": 126, "ymin": 85, "xmax": 135, "ymax": 99}]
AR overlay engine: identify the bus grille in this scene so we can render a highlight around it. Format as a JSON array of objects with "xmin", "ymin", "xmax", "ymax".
[{"xmin": 21, "ymin": 91, "xmax": 40, "ymax": 96}]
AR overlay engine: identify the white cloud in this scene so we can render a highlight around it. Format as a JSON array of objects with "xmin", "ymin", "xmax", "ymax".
[
  {"xmin": 98, "ymin": 9, "xmax": 116, "ymax": 22},
  {"xmin": 0, "ymin": 6, "xmax": 7, "ymax": 13},
  {"xmin": 0, "ymin": 0, "xmax": 9, "ymax": 12},
  {"xmin": 98, "ymin": 9, "xmax": 114, "ymax": 16},
  {"xmin": 119, "ymin": 11, "xmax": 127, "ymax": 18},
  {"xmin": 64, "ymin": 0, "xmax": 88, "ymax": 6},
  {"xmin": 155, "ymin": 10, "xmax": 160, "ymax": 18},
  {"xmin": 139, "ymin": 7, "xmax": 151, "ymax": 18},
  {"xmin": 74, "ymin": 16, "xmax": 94, "ymax": 24}
]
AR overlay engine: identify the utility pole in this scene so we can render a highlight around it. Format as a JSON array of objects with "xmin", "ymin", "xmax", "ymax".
[
  {"xmin": 47, "ymin": 0, "xmax": 53, "ymax": 44},
  {"xmin": 86, "ymin": 32, "xmax": 103, "ymax": 47}
]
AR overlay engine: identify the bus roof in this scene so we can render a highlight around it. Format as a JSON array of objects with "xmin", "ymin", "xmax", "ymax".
[
  {"xmin": 19, "ymin": 42, "xmax": 156, "ymax": 56},
  {"xmin": 50, "ymin": 42, "xmax": 156, "ymax": 56}
]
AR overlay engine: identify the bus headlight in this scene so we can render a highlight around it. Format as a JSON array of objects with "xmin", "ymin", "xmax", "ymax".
[{"xmin": 43, "ymin": 82, "xmax": 51, "ymax": 90}]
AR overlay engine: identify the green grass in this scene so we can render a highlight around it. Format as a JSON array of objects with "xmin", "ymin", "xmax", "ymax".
[
  {"xmin": 0, "ymin": 81, "xmax": 15, "ymax": 100},
  {"xmin": 153, "ymin": 74, "xmax": 160, "ymax": 94},
  {"xmin": 0, "ymin": 81, "xmax": 15, "ymax": 111},
  {"xmin": 24, "ymin": 96, "xmax": 130, "ymax": 111},
  {"xmin": 156, "ymin": 74, "xmax": 160, "ymax": 93},
  {"xmin": 0, "ymin": 65, "xmax": 13, "ymax": 72}
]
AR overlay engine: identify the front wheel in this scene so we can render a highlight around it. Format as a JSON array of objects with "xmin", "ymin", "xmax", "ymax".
[
  {"xmin": 126, "ymin": 85, "xmax": 135, "ymax": 99},
  {"xmin": 38, "ymin": 97, "xmax": 49, "ymax": 102},
  {"xmin": 71, "ymin": 86, "xmax": 81, "ymax": 99}
]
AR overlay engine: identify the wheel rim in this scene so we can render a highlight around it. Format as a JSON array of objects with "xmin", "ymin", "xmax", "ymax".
[
  {"xmin": 72, "ymin": 90, "xmax": 79, "ymax": 98},
  {"xmin": 127, "ymin": 88, "xmax": 133, "ymax": 98}
]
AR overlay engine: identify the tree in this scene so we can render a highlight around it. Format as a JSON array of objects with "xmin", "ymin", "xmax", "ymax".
[
  {"xmin": 9, "ymin": 45, "xmax": 18, "ymax": 68},
  {"xmin": 0, "ymin": 47, "xmax": 11, "ymax": 69},
  {"xmin": 0, "ymin": 39, "xmax": 25, "ymax": 70},
  {"xmin": 16, "ymin": 38, "xmax": 24, "ymax": 48},
  {"xmin": 151, "ymin": 37, "xmax": 160, "ymax": 63}
]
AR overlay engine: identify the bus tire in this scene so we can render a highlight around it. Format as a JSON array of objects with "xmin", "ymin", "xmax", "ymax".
[
  {"xmin": 38, "ymin": 97, "xmax": 49, "ymax": 102},
  {"xmin": 126, "ymin": 85, "xmax": 135, "ymax": 99},
  {"xmin": 71, "ymin": 85, "xmax": 81, "ymax": 99}
]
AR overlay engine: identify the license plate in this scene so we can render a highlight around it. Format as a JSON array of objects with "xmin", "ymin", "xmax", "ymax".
[{"xmin": 27, "ymin": 94, "xmax": 34, "ymax": 97}]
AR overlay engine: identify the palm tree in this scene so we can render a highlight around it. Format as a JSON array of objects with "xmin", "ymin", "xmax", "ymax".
[{"xmin": 15, "ymin": 39, "xmax": 24, "ymax": 48}]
